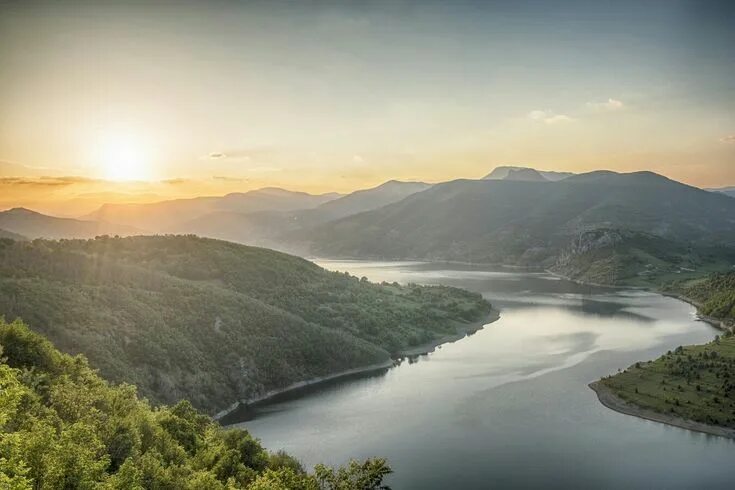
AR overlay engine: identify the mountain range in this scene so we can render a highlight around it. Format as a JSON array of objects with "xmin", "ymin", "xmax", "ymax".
[
  {"xmin": 0, "ymin": 207, "xmax": 139, "ymax": 239},
  {"xmin": 2, "ymin": 167, "xmax": 734, "ymax": 287},
  {"xmin": 299, "ymin": 171, "xmax": 735, "ymax": 284},
  {"xmin": 85, "ymin": 187, "xmax": 342, "ymax": 231}
]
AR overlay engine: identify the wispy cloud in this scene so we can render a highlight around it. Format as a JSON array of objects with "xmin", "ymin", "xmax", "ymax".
[
  {"xmin": 204, "ymin": 146, "xmax": 276, "ymax": 162},
  {"xmin": 720, "ymin": 134, "xmax": 735, "ymax": 143},
  {"xmin": 0, "ymin": 176, "xmax": 100, "ymax": 187},
  {"xmin": 586, "ymin": 98, "xmax": 624, "ymax": 111},
  {"xmin": 212, "ymin": 175, "xmax": 247, "ymax": 182},
  {"xmin": 528, "ymin": 110, "xmax": 573, "ymax": 124},
  {"xmin": 161, "ymin": 178, "xmax": 189, "ymax": 185}
]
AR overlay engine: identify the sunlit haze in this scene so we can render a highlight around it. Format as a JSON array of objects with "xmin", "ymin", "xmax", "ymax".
[{"xmin": 1, "ymin": 0, "xmax": 734, "ymax": 215}]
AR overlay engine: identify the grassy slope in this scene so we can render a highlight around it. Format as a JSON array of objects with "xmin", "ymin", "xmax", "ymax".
[
  {"xmin": 598, "ymin": 272, "xmax": 735, "ymax": 433},
  {"xmin": 0, "ymin": 236, "xmax": 491, "ymax": 414},
  {"xmin": 599, "ymin": 337, "xmax": 735, "ymax": 428}
]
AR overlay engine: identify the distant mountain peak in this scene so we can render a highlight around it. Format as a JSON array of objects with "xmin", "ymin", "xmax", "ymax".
[
  {"xmin": 483, "ymin": 166, "xmax": 573, "ymax": 182},
  {"xmin": 4, "ymin": 207, "xmax": 42, "ymax": 216}
]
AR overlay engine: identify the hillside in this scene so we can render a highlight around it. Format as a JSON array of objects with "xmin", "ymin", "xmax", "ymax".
[
  {"xmin": 86, "ymin": 188, "xmax": 341, "ymax": 231},
  {"xmin": 592, "ymin": 271, "xmax": 735, "ymax": 437},
  {"xmin": 0, "ymin": 235, "xmax": 491, "ymax": 414},
  {"xmin": 0, "ymin": 319, "xmax": 391, "ymax": 488},
  {"xmin": 0, "ymin": 228, "xmax": 25, "ymax": 240},
  {"xmin": 550, "ymin": 229, "xmax": 735, "ymax": 287},
  {"xmin": 667, "ymin": 272, "xmax": 735, "ymax": 322},
  {"xmin": 308, "ymin": 180, "xmax": 432, "ymax": 222},
  {"xmin": 301, "ymin": 172, "xmax": 735, "ymax": 281},
  {"xmin": 0, "ymin": 207, "xmax": 140, "ymax": 239},
  {"xmin": 709, "ymin": 186, "xmax": 735, "ymax": 199},
  {"xmin": 164, "ymin": 180, "xmax": 433, "ymax": 249}
]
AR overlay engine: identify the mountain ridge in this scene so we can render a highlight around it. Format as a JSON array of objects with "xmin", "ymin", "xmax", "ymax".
[{"xmin": 298, "ymin": 171, "xmax": 735, "ymax": 277}]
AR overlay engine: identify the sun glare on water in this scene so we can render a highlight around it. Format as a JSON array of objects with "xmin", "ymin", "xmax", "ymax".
[{"xmin": 97, "ymin": 132, "xmax": 152, "ymax": 182}]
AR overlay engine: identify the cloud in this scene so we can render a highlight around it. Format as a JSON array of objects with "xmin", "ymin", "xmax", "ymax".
[
  {"xmin": 544, "ymin": 114, "xmax": 573, "ymax": 124},
  {"xmin": 161, "ymin": 178, "xmax": 188, "ymax": 185},
  {"xmin": 204, "ymin": 146, "xmax": 277, "ymax": 162},
  {"xmin": 0, "ymin": 176, "xmax": 99, "ymax": 187},
  {"xmin": 212, "ymin": 176, "xmax": 247, "ymax": 182},
  {"xmin": 528, "ymin": 110, "xmax": 549, "ymax": 121},
  {"xmin": 720, "ymin": 134, "xmax": 735, "ymax": 143},
  {"xmin": 586, "ymin": 98, "xmax": 624, "ymax": 111},
  {"xmin": 528, "ymin": 110, "xmax": 574, "ymax": 124}
]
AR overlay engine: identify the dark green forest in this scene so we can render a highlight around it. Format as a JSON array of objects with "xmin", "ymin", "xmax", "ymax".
[
  {"xmin": 0, "ymin": 319, "xmax": 391, "ymax": 489},
  {"xmin": 0, "ymin": 235, "xmax": 491, "ymax": 414}
]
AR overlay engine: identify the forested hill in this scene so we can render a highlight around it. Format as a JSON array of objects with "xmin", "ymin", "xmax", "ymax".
[
  {"xmin": 667, "ymin": 272, "xmax": 735, "ymax": 323},
  {"xmin": 0, "ymin": 319, "xmax": 391, "ymax": 488},
  {"xmin": 300, "ymin": 171, "xmax": 735, "ymax": 268},
  {"xmin": 0, "ymin": 235, "xmax": 491, "ymax": 414}
]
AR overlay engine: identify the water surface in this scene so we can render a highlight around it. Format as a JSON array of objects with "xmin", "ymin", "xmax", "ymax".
[{"xmin": 228, "ymin": 261, "xmax": 732, "ymax": 489}]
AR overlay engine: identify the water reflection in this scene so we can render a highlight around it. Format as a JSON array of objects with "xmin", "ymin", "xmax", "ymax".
[{"xmin": 227, "ymin": 261, "xmax": 731, "ymax": 489}]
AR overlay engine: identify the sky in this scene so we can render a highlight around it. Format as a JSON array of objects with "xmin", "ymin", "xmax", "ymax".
[{"xmin": 1, "ymin": 0, "xmax": 734, "ymax": 215}]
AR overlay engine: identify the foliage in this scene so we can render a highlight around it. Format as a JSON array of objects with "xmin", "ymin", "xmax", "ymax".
[
  {"xmin": 0, "ymin": 319, "xmax": 392, "ymax": 489},
  {"xmin": 0, "ymin": 235, "xmax": 491, "ymax": 413},
  {"xmin": 300, "ymin": 172, "xmax": 735, "ymax": 267},
  {"xmin": 668, "ymin": 272, "xmax": 735, "ymax": 321},
  {"xmin": 551, "ymin": 230, "xmax": 735, "ymax": 287},
  {"xmin": 601, "ymin": 336, "xmax": 735, "ymax": 428}
]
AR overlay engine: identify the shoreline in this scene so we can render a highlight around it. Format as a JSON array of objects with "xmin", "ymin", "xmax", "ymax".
[
  {"xmin": 543, "ymin": 269, "xmax": 649, "ymax": 290},
  {"xmin": 215, "ymin": 308, "xmax": 501, "ymax": 422},
  {"xmin": 547, "ymin": 269, "xmax": 733, "ymax": 332},
  {"xmin": 659, "ymin": 291, "xmax": 732, "ymax": 331},
  {"xmin": 214, "ymin": 359, "xmax": 396, "ymax": 421},
  {"xmin": 310, "ymin": 255, "xmax": 544, "ymax": 271},
  {"xmin": 396, "ymin": 308, "xmax": 500, "ymax": 357},
  {"xmin": 589, "ymin": 381, "xmax": 735, "ymax": 440}
]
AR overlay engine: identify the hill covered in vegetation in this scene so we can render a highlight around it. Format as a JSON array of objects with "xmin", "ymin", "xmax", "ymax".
[
  {"xmin": 0, "ymin": 207, "xmax": 139, "ymax": 239},
  {"xmin": 295, "ymin": 172, "xmax": 735, "ymax": 285},
  {"xmin": 0, "ymin": 319, "xmax": 391, "ymax": 489},
  {"xmin": 0, "ymin": 235, "xmax": 491, "ymax": 414},
  {"xmin": 666, "ymin": 272, "xmax": 735, "ymax": 322},
  {"xmin": 550, "ymin": 230, "xmax": 735, "ymax": 287},
  {"xmin": 593, "ymin": 335, "xmax": 735, "ymax": 437},
  {"xmin": 593, "ymin": 272, "xmax": 735, "ymax": 437}
]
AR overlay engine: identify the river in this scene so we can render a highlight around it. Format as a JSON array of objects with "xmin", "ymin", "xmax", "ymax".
[{"xmin": 227, "ymin": 260, "xmax": 734, "ymax": 489}]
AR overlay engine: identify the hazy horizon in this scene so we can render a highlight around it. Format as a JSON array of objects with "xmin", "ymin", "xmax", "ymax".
[{"xmin": 1, "ymin": 0, "xmax": 734, "ymax": 214}]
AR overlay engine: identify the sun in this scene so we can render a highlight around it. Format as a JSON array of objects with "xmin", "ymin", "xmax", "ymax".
[{"xmin": 98, "ymin": 132, "xmax": 152, "ymax": 181}]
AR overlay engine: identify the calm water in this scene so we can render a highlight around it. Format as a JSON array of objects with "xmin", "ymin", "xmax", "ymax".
[{"xmin": 228, "ymin": 261, "xmax": 734, "ymax": 489}]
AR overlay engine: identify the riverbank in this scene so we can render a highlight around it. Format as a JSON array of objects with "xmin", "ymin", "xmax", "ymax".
[
  {"xmin": 215, "ymin": 308, "xmax": 501, "ymax": 422},
  {"xmin": 214, "ymin": 358, "xmax": 396, "ymax": 421},
  {"xmin": 396, "ymin": 308, "xmax": 500, "ymax": 357},
  {"xmin": 659, "ymin": 291, "xmax": 733, "ymax": 331},
  {"xmin": 589, "ymin": 381, "xmax": 735, "ymax": 439},
  {"xmin": 549, "ymin": 269, "xmax": 733, "ymax": 334}
]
